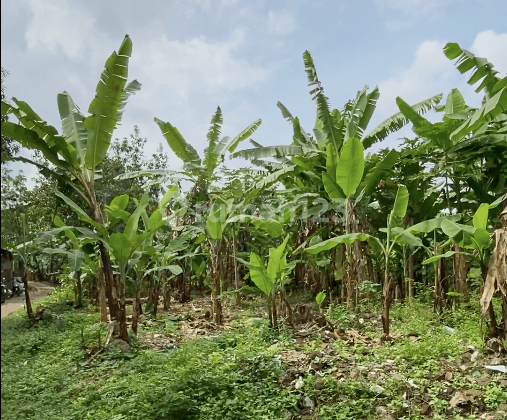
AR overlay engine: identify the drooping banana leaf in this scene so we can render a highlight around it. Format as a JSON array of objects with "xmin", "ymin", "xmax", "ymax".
[
  {"xmin": 444, "ymin": 42, "xmax": 502, "ymax": 95},
  {"xmin": 362, "ymin": 94, "xmax": 442, "ymax": 149},
  {"xmin": 154, "ymin": 117, "xmax": 201, "ymax": 164},
  {"xmin": 306, "ymin": 232, "xmax": 371, "ymax": 254},
  {"xmin": 226, "ymin": 119, "xmax": 262, "ymax": 153},
  {"xmin": 55, "ymin": 191, "xmax": 108, "ymax": 237}
]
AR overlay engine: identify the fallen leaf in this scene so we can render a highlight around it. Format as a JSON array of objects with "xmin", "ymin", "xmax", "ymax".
[
  {"xmin": 449, "ymin": 389, "xmax": 482, "ymax": 408},
  {"xmin": 475, "ymin": 378, "xmax": 490, "ymax": 386}
]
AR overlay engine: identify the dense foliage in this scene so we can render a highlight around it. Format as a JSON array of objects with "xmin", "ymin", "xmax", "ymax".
[{"xmin": 1, "ymin": 35, "xmax": 506, "ymax": 420}]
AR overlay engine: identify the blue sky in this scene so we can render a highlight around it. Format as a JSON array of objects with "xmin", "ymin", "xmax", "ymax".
[{"xmin": 1, "ymin": 0, "xmax": 506, "ymax": 186}]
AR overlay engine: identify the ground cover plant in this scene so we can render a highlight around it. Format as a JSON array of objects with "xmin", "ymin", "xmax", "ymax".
[
  {"xmin": 2, "ymin": 286, "xmax": 506, "ymax": 419},
  {"xmin": 1, "ymin": 34, "xmax": 506, "ymax": 419}
]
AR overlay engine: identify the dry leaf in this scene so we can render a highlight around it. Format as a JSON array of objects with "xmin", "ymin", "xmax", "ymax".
[{"xmin": 449, "ymin": 389, "xmax": 482, "ymax": 408}]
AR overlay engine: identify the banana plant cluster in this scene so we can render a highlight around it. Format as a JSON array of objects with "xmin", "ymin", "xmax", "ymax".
[{"xmin": 1, "ymin": 33, "xmax": 506, "ymax": 344}]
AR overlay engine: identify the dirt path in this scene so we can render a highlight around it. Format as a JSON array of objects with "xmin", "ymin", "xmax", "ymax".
[{"xmin": 1, "ymin": 281, "xmax": 55, "ymax": 319}]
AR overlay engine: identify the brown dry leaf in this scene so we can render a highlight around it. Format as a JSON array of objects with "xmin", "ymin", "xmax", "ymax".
[
  {"xmin": 449, "ymin": 389, "xmax": 482, "ymax": 408},
  {"xmin": 476, "ymin": 378, "xmax": 490, "ymax": 386},
  {"xmin": 420, "ymin": 402, "xmax": 431, "ymax": 415},
  {"xmin": 280, "ymin": 350, "xmax": 308, "ymax": 364},
  {"xmin": 480, "ymin": 228, "xmax": 507, "ymax": 318}
]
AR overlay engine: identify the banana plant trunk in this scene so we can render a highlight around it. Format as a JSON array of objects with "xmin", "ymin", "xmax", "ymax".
[
  {"xmin": 481, "ymin": 263, "xmax": 499, "ymax": 337},
  {"xmin": 434, "ymin": 256, "xmax": 449, "ymax": 312},
  {"xmin": 97, "ymin": 238, "xmax": 128, "ymax": 342},
  {"xmin": 148, "ymin": 278, "xmax": 160, "ymax": 318},
  {"xmin": 98, "ymin": 268, "xmax": 108, "ymax": 322},
  {"xmin": 75, "ymin": 269, "xmax": 82, "ymax": 307},
  {"xmin": 22, "ymin": 268, "xmax": 34, "ymax": 321},
  {"xmin": 381, "ymin": 267, "xmax": 391, "ymax": 336},
  {"xmin": 407, "ymin": 247, "xmax": 415, "ymax": 299},
  {"xmin": 452, "ymin": 243, "xmax": 469, "ymax": 303},
  {"xmin": 272, "ymin": 290, "xmax": 278, "ymax": 329},
  {"xmin": 210, "ymin": 241, "xmax": 223, "ymax": 324},
  {"xmin": 132, "ymin": 289, "xmax": 142, "ymax": 335},
  {"xmin": 163, "ymin": 284, "xmax": 171, "ymax": 311}
]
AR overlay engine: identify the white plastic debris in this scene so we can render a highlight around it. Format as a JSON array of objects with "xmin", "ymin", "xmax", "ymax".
[
  {"xmin": 370, "ymin": 384, "xmax": 385, "ymax": 395},
  {"xmin": 303, "ymin": 396, "xmax": 314, "ymax": 408},
  {"xmin": 443, "ymin": 326, "xmax": 456, "ymax": 335},
  {"xmin": 485, "ymin": 365, "xmax": 506, "ymax": 373}
]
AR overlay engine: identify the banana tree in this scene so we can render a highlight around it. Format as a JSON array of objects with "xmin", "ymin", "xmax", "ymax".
[
  {"xmin": 420, "ymin": 197, "xmax": 505, "ymax": 335},
  {"xmin": 238, "ymin": 235, "xmax": 291, "ymax": 328},
  {"xmin": 107, "ymin": 189, "xmax": 177, "ymax": 335},
  {"xmin": 205, "ymin": 202, "xmax": 228, "ymax": 324},
  {"xmin": 144, "ymin": 245, "xmax": 184, "ymax": 317},
  {"xmin": 153, "ymin": 106, "xmax": 261, "ymax": 204},
  {"xmin": 1, "ymin": 35, "xmax": 140, "ymax": 341},
  {"xmin": 306, "ymin": 185, "xmax": 424, "ymax": 337}
]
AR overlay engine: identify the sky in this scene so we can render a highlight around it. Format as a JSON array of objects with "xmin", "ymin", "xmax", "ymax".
[{"xmin": 1, "ymin": 0, "xmax": 506, "ymax": 188}]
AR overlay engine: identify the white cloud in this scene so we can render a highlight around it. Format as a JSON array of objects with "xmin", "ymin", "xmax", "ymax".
[
  {"xmin": 268, "ymin": 9, "xmax": 298, "ymax": 36},
  {"xmin": 25, "ymin": 0, "xmax": 95, "ymax": 60},
  {"xmin": 470, "ymin": 30, "xmax": 507, "ymax": 74},
  {"xmin": 376, "ymin": 40, "xmax": 453, "ymax": 115},
  {"xmin": 135, "ymin": 28, "xmax": 270, "ymax": 102}
]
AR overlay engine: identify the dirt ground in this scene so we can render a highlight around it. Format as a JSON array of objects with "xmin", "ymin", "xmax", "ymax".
[{"xmin": 1, "ymin": 281, "xmax": 55, "ymax": 319}]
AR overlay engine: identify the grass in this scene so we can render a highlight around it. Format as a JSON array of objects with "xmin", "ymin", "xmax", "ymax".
[{"xmin": 1, "ymin": 286, "xmax": 505, "ymax": 420}]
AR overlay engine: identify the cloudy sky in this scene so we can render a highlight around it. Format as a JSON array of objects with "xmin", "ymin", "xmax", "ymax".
[{"xmin": 1, "ymin": 0, "xmax": 506, "ymax": 186}]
